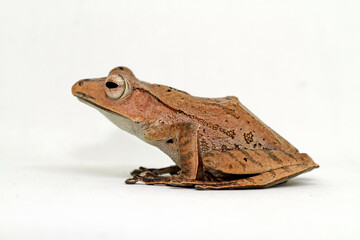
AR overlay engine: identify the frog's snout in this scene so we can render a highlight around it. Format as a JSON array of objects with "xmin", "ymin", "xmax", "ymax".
[
  {"xmin": 72, "ymin": 79, "xmax": 91, "ymax": 96},
  {"xmin": 71, "ymin": 80, "xmax": 83, "ymax": 96},
  {"xmin": 72, "ymin": 77, "xmax": 106, "ymax": 101},
  {"xmin": 72, "ymin": 79, "xmax": 96, "ymax": 101}
]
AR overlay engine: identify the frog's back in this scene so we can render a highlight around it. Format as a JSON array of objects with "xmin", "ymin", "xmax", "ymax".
[{"xmin": 136, "ymin": 80, "xmax": 299, "ymax": 154}]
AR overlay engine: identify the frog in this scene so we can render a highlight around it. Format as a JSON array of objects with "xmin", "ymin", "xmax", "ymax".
[{"xmin": 71, "ymin": 66, "xmax": 319, "ymax": 190}]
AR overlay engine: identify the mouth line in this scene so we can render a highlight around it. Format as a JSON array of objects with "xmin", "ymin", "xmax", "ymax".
[
  {"xmin": 76, "ymin": 95, "xmax": 117, "ymax": 115},
  {"xmin": 75, "ymin": 92, "xmax": 96, "ymax": 100}
]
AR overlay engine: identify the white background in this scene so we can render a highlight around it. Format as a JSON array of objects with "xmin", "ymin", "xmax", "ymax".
[{"xmin": 1, "ymin": 0, "xmax": 359, "ymax": 239}]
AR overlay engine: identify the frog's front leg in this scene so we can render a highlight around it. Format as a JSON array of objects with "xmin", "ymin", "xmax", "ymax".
[
  {"xmin": 128, "ymin": 122, "xmax": 200, "ymax": 186},
  {"xmin": 125, "ymin": 166, "xmax": 180, "ymax": 184}
]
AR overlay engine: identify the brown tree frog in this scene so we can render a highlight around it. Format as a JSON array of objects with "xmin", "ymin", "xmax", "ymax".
[{"xmin": 72, "ymin": 67, "xmax": 319, "ymax": 190}]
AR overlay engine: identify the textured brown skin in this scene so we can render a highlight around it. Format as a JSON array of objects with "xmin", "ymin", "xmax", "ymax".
[{"xmin": 72, "ymin": 66, "xmax": 319, "ymax": 190}]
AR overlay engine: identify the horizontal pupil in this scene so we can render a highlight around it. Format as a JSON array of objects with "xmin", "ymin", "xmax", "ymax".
[{"xmin": 106, "ymin": 82, "xmax": 119, "ymax": 89}]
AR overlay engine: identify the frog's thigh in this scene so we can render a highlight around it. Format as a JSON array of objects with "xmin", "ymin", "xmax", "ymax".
[
  {"xmin": 196, "ymin": 149, "xmax": 318, "ymax": 189},
  {"xmin": 195, "ymin": 163, "xmax": 317, "ymax": 189},
  {"xmin": 203, "ymin": 149, "xmax": 316, "ymax": 175}
]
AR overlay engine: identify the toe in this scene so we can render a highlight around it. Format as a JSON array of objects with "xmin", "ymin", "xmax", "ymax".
[{"xmin": 125, "ymin": 178, "xmax": 138, "ymax": 184}]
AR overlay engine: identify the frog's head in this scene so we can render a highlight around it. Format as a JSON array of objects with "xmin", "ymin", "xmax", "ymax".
[
  {"xmin": 72, "ymin": 66, "xmax": 169, "ymax": 134},
  {"xmin": 72, "ymin": 66, "xmax": 134, "ymax": 108}
]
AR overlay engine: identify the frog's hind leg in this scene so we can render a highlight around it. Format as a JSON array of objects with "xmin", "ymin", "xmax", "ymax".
[
  {"xmin": 187, "ymin": 149, "xmax": 319, "ymax": 189},
  {"xmin": 193, "ymin": 163, "xmax": 318, "ymax": 190}
]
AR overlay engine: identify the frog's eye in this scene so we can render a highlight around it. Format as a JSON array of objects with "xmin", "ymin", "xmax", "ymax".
[{"xmin": 104, "ymin": 74, "xmax": 129, "ymax": 99}]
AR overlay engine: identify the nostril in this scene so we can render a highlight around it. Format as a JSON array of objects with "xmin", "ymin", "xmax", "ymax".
[{"xmin": 106, "ymin": 81, "xmax": 119, "ymax": 89}]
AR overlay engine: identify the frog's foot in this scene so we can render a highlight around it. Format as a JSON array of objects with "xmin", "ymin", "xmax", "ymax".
[
  {"xmin": 126, "ymin": 166, "xmax": 182, "ymax": 185},
  {"xmin": 125, "ymin": 168, "xmax": 226, "ymax": 187},
  {"xmin": 126, "ymin": 170, "xmax": 203, "ymax": 187},
  {"xmin": 130, "ymin": 165, "xmax": 180, "ymax": 176},
  {"xmin": 127, "ymin": 171, "xmax": 183, "ymax": 186},
  {"xmin": 192, "ymin": 163, "xmax": 318, "ymax": 190},
  {"xmin": 125, "ymin": 163, "xmax": 318, "ymax": 189},
  {"xmin": 168, "ymin": 173, "xmax": 223, "ymax": 187}
]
